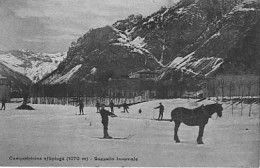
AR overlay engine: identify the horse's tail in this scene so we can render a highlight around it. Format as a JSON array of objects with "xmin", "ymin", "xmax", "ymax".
[
  {"xmin": 170, "ymin": 109, "xmax": 176, "ymax": 122},
  {"xmin": 171, "ymin": 107, "xmax": 182, "ymax": 122}
]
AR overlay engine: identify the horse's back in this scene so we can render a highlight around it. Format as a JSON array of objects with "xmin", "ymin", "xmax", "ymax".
[
  {"xmin": 171, "ymin": 107, "xmax": 189, "ymax": 114},
  {"xmin": 171, "ymin": 106, "xmax": 209, "ymax": 126},
  {"xmin": 171, "ymin": 107, "xmax": 189, "ymax": 119}
]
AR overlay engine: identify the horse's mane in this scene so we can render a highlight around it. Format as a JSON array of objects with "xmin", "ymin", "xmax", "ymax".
[
  {"xmin": 204, "ymin": 103, "xmax": 222, "ymax": 109},
  {"xmin": 194, "ymin": 105, "xmax": 207, "ymax": 113},
  {"xmin": 175, "ymin": 103, "xmax": 221, "ymax": 115},
  {"xmin": 192, "ymin": 103, "xmax": 219, "ymax": 113},
  {"xmin": 202, "ymin": 103, "xmax": 221, "ymax": 108},
  {"xmin": 193, "ymin": 105, "xmax": 203, "ymax": 111}
]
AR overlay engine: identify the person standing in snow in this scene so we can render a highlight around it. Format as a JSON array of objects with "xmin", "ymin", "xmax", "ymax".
[
  {"xmin": 154, "ymin": 102, "xmax": 164, "ymax": 120},
  {"xmin": 96, "ymin": 100, "xmax": 101, "ymax": 113},
  {"xmin": 100, "ymin": 104, "xmax": 117, "ymax": 138},
  {"xmin": 122, "ymin": 101, "xmax": 129, "ymax": 113},
  {"xmin": 109, "ymin": 100, "xmax": 115, "ymax": 113},
  {"xmin": 77, "ymin": 100, "xmax": 84, "ymax": 115},
  {"xmin": 1, "ymin": 98, "xmax": 6, "ymax": 110}
]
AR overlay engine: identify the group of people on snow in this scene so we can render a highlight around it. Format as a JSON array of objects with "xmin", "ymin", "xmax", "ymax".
[
  {"xmin": 95, "ymin": 100, "xmax": 116, "ymax": 113},
  {"xmin": 78, "ymin": 99, "xmax": 130, "ymax": 114},
  {"xmin": 76, "ymin": 99, "xmax": 164, "ymax": 139}
]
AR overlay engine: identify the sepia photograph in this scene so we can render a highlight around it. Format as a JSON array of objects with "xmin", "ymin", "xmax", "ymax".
[{"xmin": 0, "ymin": 0, "xmax": 259, "ymax": 167}]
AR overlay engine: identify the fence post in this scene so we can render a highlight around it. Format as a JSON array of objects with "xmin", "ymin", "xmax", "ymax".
[
  {"xmin": 240, "ymin": 78, "xmax": 245, "ymax": 116},
  {"xmin": 249, "ymin": 102, "xmax": 252, "ymax": 117}
]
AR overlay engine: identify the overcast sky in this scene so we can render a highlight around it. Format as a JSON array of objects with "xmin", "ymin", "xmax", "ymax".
[{"xmin": 0, "ymin": 0, "xmax": 179, "ymax": 53}]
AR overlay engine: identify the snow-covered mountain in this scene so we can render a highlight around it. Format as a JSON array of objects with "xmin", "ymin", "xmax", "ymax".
[
  {"xmin": 40, "ymin": 0, "xmax": 259, "ymax": 86},
  {"xmin": 159, "ymin": 0, "xmax": 260, "ymax": 82},
  {"xmin": 0, "ymin": 61, "xmax": 32, "ymax": 97},
  {"xmin": 0, "ymin": 49, "xmax": 67, "ymax": 83}
]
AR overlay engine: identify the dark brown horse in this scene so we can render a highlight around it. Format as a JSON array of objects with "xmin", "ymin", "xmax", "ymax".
[{"xmin": 171, "ymin": 103, "xmax": 223, "ymax": 144}]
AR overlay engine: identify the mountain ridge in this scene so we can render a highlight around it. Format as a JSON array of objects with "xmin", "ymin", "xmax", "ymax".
[{"xmin": 35, "ymin": 0, "xmax": 260, "ymax": 89}]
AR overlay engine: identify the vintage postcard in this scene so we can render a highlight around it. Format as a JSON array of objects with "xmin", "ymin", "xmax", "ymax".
[{"xmin": 0, "ymin": 0, "xmax": 259, "ymax": 167}]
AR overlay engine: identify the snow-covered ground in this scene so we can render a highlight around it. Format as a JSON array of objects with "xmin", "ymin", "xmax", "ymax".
[{"xmin": 0, "ymin": 99, "xmax": 259, "ymax": 167}]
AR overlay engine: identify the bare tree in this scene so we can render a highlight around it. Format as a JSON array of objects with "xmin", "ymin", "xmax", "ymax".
[
  {"xmin": 229, "ymin": 80, "xmax": 234, "ymax": 115},
  {"xmin": 220, "ymin": 79, "xmax": 225, "ymax": 99},
  {"xmin": 240, "ymin": 78, "xmax": 245, "ymax": 116},
  {"xmin": 247, "ymin": 83, "xmax": 252, "ymax": 117}
]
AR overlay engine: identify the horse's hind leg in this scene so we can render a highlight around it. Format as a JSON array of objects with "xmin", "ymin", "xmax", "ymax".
[
  {"xmin": 174, "ymin": 121, "xmax": 181, "ymax": 143},
  {"xmin": 197, "ymin": 125, "xmax": 205, "ymax": 144}
]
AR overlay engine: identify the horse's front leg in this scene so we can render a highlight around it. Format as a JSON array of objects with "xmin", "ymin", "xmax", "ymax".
[
  {"xmin": 174, "ymin": 121, "xmax": 181, "ymax": 143},
  {"xmin": 197, "ymin": 124, "xmax": 205, "ymax": 144}
]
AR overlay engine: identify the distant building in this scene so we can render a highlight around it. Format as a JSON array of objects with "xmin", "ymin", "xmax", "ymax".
[
  {"xmin": 0, "ymin": 75, "xmax": 10, "ymax": 101},
  {"xmin": 202, "ymin": 74, "xmax": 260, "ymax": 97},
  {"xmin": 129, "ymin": 69, "xmax": 159, "ymax": 80}
]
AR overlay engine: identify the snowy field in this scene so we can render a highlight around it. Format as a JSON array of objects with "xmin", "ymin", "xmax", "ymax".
[{"xmin": 0, "ymin": 99, "xmax": 259, "ymax": 167}]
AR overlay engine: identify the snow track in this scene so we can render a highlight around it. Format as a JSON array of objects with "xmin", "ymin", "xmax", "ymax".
[{"xmin": 0, "ymin": 99, "xmax": 259, "ymax": 167}]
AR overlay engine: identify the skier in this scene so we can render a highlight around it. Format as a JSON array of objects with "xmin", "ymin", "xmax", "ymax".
[
  {"xmin": 109, "ymin": 99, "xmax": 115, "ymax": 113},
  {"xmin": 1, "ymin": 98, "xmax": 6, "ymax": 110},
  {"xmin": 96, "ymin": 100, "xmax": 101, "ymax": 113},
  {"xmin": 154, "ymin": 102, "xmax": 164, "ymax": 120},
  {"xmin": 122, "ymin": 101, "xmax": 129, "ymax": 113},
  {"xmin": 100, "ymin": 104, "xmax": 117, "ymax": 138},
  {"xmin": 77, "ymin": 100, "xmax": 84, "ymax": 115}
]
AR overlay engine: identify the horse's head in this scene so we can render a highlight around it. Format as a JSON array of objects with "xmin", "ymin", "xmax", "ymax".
[
  {"xmin": 204, "ymin": 103, "xmax": 223, "ymax": 117},
  {"xmin": 215, "ymin": 103, "xmax": 223, "ymax": 117}
]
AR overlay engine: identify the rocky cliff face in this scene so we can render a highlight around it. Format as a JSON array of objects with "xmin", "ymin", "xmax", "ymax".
[
  {"xmin": 160, "ymin": 0, "xmax": 260, "ymax": 81},
  {"xmin": 39, "ymin": 0, "xmax": 260, "ymax": 86}
]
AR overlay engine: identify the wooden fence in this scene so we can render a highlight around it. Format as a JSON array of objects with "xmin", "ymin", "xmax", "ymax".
[
  {"xmin": 203, "ymin": 75, "xmax": 260, "ymax": 98},
  {"xmin": 30, "ymin": 94, "xmax": 153, "ymax": 107}
]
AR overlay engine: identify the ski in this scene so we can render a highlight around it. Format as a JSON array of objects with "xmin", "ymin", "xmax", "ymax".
[
  {"xmin": 95, "ymin": 134, "xmax": 134, "ymax": 140},
  {"xmin": 151, "ymin": 119, "xmax": 172, "ymax": 122}
]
